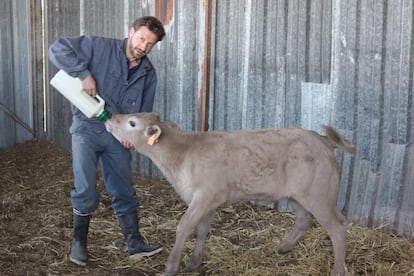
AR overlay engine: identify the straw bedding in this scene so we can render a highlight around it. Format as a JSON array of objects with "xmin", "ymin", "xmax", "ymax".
[{"xmin": 0, "ymin": 139, "xmax": 413, "ymax": 275}]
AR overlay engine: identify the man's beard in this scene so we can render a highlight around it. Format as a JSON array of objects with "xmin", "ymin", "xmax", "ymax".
[{"xmin": 130, "ymin": 45, "xmax": 145, "ymax": 60}]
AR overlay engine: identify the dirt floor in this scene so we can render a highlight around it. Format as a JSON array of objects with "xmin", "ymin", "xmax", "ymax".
[{"xmin": 1, "ymin": 139, "xmax": 413, "ymax": 276}]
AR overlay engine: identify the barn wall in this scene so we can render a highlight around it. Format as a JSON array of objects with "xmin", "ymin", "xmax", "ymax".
[
  {"xmin": 0, "ymin": 0, "xmax": 36, "ymax": 148},
  {"xmin": 331, "ymin": 0, "xmax": 414, "ymax": 237},
  {"xmin": 1, "ymin": 0, "xmax": 413, "ymax": 238},
  {"xmin": 210, "ymin": 0, "xmax": 332, "ymax": 131}
]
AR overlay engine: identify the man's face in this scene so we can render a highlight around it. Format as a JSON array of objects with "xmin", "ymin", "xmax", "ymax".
[{"xmin": 128, "ymin": 26, "xmax": 158, "ymax": 60}]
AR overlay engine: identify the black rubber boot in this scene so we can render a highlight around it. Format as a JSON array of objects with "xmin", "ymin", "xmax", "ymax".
[
  {"xmin": 117, "ymin": 212, "xmax": 163, "ymax": 259},
  {"xmin": 69, "ymin": 213, "xmax": 90, "ymax": 266}
]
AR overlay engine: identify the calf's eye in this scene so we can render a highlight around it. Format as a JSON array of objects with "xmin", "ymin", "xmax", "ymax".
[{"xmin": 129, "ymin": 120, "xmax": 136, "ymax": 127}]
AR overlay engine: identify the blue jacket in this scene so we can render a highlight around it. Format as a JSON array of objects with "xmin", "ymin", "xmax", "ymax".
[{"xmin": 49, "ymin": 35, "xmax": 157, "ymax": 131}]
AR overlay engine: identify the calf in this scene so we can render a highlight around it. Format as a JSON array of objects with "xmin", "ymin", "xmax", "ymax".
[{"xmin": 105, "ymin": 112, "xmax": 356, "ymax": 276}]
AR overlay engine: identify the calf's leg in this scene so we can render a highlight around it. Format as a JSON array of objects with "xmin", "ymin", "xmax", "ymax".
[
  {"xmin": 166, "ymin": 198, "xmax": 211, "ymax": 276},
  {"xmin": 298, "ymin": 199, "xmax": 347, "ymax": 276},
  {"xmin": 324, "ymin": 209, "xmax": 347, "ymax": 276},
  {"xmin": 184, "ymin": 210, "xmax": 215, "ymax": 272},
  {"xmin": 277, "ymin": 199, "xmax": 312, "ymax": 254}
]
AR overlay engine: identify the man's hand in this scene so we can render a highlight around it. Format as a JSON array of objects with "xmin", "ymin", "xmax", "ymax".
[
  {"xmin": 82, "ymin": 75, "xmax": 98, "ymax": 97},
  {"xmin": 121, "ymin": 140, "xmax": 135, "ymax": 150}
]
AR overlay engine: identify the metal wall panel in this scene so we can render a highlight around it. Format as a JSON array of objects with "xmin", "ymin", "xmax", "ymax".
[
  {"xmin": 0, "ymin": 0, "xmax": 15, "ymax": 148},
  {"xmin": 0, "ymin": 0, "xmax": 34, "ymax": 148},
  {"xmin": 80, "ymin": 0, "xmax": 126, "ymax": 36},
  {"xmin": 210, "ymin": 0, "xmax": 332, "ymax": 132},
  {"xmin": 46, "ymin": 0, "xmax": 82, "ymax": 150},
  {"xmin": 332, "ymin": 0, "xmax": 414, "ymax": 238}
]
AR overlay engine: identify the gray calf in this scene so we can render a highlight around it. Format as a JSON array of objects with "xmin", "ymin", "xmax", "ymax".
[{"xmin": 105, "ymin": 112, "xmax": 356, "ymax": 276}]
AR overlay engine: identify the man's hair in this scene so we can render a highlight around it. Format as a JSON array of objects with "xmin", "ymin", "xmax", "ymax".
[{"xmin": 132, "ymin": 16, "xmax": 166, "ymax": 42}]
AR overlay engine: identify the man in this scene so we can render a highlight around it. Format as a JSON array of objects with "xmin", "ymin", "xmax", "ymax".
[{"xmin": 48, "ymin": 16, "xmax": 166, "ymax": 266}]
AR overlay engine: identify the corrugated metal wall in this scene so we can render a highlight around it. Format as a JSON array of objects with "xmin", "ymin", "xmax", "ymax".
[
  {"xmin": 0, "ymin": 0, "xmax": 36, "ymax": 148},
  {"xmin": 1, "ymin": 0, "xmax": 413, "ymax": 239},
  {"xmin": 210, "ymin": 0, "xmax": 332, "ymax": 131},
  {"xmin": 331, "ymin": 0, "xmax": 414, "ymax": 237}
]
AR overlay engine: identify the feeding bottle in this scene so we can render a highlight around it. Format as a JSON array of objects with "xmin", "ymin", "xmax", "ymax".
[{"xmin": 50, "ymin": 70, "xmax": 111, "ymax": 121}]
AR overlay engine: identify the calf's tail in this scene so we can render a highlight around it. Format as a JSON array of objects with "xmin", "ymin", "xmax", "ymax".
[{"xmin": 322, "ymin": 125, "xmax": 356, "ymax": 155}]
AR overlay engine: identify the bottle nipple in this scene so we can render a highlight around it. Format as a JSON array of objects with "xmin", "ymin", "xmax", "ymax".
[{"xmin": 97, "ymin": 109, "xmax": 111, "ymax": 121}]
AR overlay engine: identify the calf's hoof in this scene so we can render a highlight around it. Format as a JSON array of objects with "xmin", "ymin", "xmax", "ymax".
[
  {"xmin": 184, "ymin": 258, "xmax": 202, "ymax": 272},
  {"xmin": 332, "ymin": 264, "xmax": 346, "ymax": 276},
  {"xmin": 165, "ymin": 265, "xmax": 179, "ymax": 276},
  {"xmin": 165, "ymin": 271, "xmax": 177, "ymax": 276},
  {"xmin": 277, "ymin": 242, "xmax": 295, "ymax": 254}
]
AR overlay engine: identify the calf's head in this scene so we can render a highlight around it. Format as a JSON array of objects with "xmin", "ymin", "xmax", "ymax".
[{"xmin": 105, "ymin": 113, "xmax": 162, "ymax": 147}]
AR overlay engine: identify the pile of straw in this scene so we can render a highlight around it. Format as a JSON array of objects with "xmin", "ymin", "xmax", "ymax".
[{"xmin": 0, "ymin": 139, "xmax": 413, "ymax": 275}]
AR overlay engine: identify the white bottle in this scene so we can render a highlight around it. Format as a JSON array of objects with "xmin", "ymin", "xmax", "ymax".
[{"xmin": 50, "ymin": 70, "xmax": 111, "ymax": 121}]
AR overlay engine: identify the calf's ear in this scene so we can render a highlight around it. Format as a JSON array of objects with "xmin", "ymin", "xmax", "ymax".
[{"xmin": 145, "ymin": 125, "xmax": 162, "ymax": 145}]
